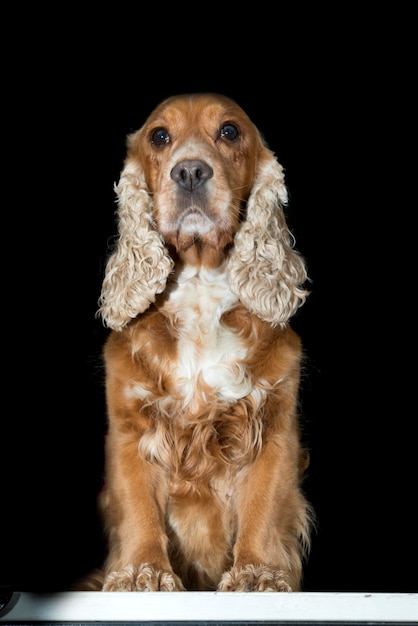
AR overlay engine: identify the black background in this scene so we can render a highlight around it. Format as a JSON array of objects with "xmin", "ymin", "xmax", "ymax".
[{"xmin": 1, "ymin": 10, "xmax": 416, "ymax": 595}]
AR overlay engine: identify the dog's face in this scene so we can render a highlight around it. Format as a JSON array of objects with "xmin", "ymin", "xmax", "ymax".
[
  {"xmin": 99, "ymin": 92, "xmax": 307, "ymax": 331},
  {"xmin": 126, "ymin": 93, "xmax": 265, "ymax": 255}
]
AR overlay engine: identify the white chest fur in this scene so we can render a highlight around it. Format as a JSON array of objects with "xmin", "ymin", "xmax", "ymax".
[{"xmin": 166, "ymin": 267, "xmax": 253, "ymax": 408}]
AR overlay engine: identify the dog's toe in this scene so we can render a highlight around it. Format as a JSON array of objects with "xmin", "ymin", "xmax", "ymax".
[
  {"xmin": 217, "ymin": 564, "xmax": 292, "ymax": 592},
  {"xmin": 103, "ymin": 563, "xmax": 184, "ymax": 592}
]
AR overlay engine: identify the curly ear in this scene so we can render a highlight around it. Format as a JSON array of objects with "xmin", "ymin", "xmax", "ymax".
[
  {"xmin": 227, "ymin": 151, "xmax": 309, "ymax": 326},
  {"xmin": 97, "ymin": 161, "xmax": 174, "ymax": 331}
]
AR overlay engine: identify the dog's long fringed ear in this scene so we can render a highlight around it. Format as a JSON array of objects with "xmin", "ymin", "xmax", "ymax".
[
  {"xmin": 228, "ymin": 152, "xmax": 309, "ymax": 327},
  {"xmin": 97, "ymin": 162, "xmax": 174, "ymax": 331}
]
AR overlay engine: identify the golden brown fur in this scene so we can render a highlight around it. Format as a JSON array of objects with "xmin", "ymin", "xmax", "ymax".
[{"xmin": 88, "ymin": 93, "xmax": 314, "ymax": 592}]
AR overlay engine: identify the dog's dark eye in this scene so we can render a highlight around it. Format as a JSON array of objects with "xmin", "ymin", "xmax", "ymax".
[
  {"xmin": 220, "ymin": 123, "xmax": 240, "ymax": 142},
  {"xmin": 151, "ymin": 128, "xmax": 170, "ymax": 147}
]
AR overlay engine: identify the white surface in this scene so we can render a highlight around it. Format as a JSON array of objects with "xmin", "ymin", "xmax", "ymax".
[{"xmin": 0, "ymin": 591, "xmax": 417, "ymax": 622}]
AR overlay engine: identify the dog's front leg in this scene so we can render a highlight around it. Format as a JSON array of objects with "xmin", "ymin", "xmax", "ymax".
[
  {"xmin": 100, "ymin": 325, "xmax": 186, "ymax": 592},
  {"xmin": 218, "ymin": 436, "xmax": 309, "ymax": 592},
  {"xmin": 101, "ymin": 429, "xmax": 185, "ymax": 592}
]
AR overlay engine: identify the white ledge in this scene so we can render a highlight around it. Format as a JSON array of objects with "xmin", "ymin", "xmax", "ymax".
[{"xmin": 0, "ymin": 591, "xmax": 417, "ymax": 623}]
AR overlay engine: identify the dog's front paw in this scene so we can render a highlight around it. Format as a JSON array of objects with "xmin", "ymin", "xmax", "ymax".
[
  {"xmin": 217, "ymin": 564, "xmax": 292, "ymax": 592},
  {"xmin": 102, "ymin": 563, "xmax": 185, "ymax": 591}
]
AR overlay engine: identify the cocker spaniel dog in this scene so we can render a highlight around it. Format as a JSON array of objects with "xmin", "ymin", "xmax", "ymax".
[{"xmin": 90, "ymin": 92, "xmax": 314, "ymax": 593}]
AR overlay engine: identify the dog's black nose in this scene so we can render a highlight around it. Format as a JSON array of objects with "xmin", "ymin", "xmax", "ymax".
[{"xmin": 171, "ymin": 160, "xmax": 213, "ymax": 191}]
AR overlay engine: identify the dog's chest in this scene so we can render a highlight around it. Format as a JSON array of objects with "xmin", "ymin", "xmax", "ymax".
[{"xmin": 166, "ymin": 269, "xmax": 252, "ymax": 405}]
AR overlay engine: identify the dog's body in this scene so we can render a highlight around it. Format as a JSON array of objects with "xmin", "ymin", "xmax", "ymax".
[{"xmin": 91, "ymin": 93, "xmax": 314, "ymax": 592}]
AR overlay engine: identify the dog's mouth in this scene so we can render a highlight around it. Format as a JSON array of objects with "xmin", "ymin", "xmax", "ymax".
[
  {"xmin": 157, "ymin": 191, "xmax": 234, "ymax": 256},
  {"xmin": 177, "ymin": 206, "xmax": 213, "ymax": 235},
  {"xmin": 170, "ymin": 205, "xmax": 229, "ymax": 255}
]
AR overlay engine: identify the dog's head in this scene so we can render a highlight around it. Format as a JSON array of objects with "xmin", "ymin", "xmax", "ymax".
[{"xmin": 98, "ymin": 93, "xmax": 309, "ymax": 331}]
